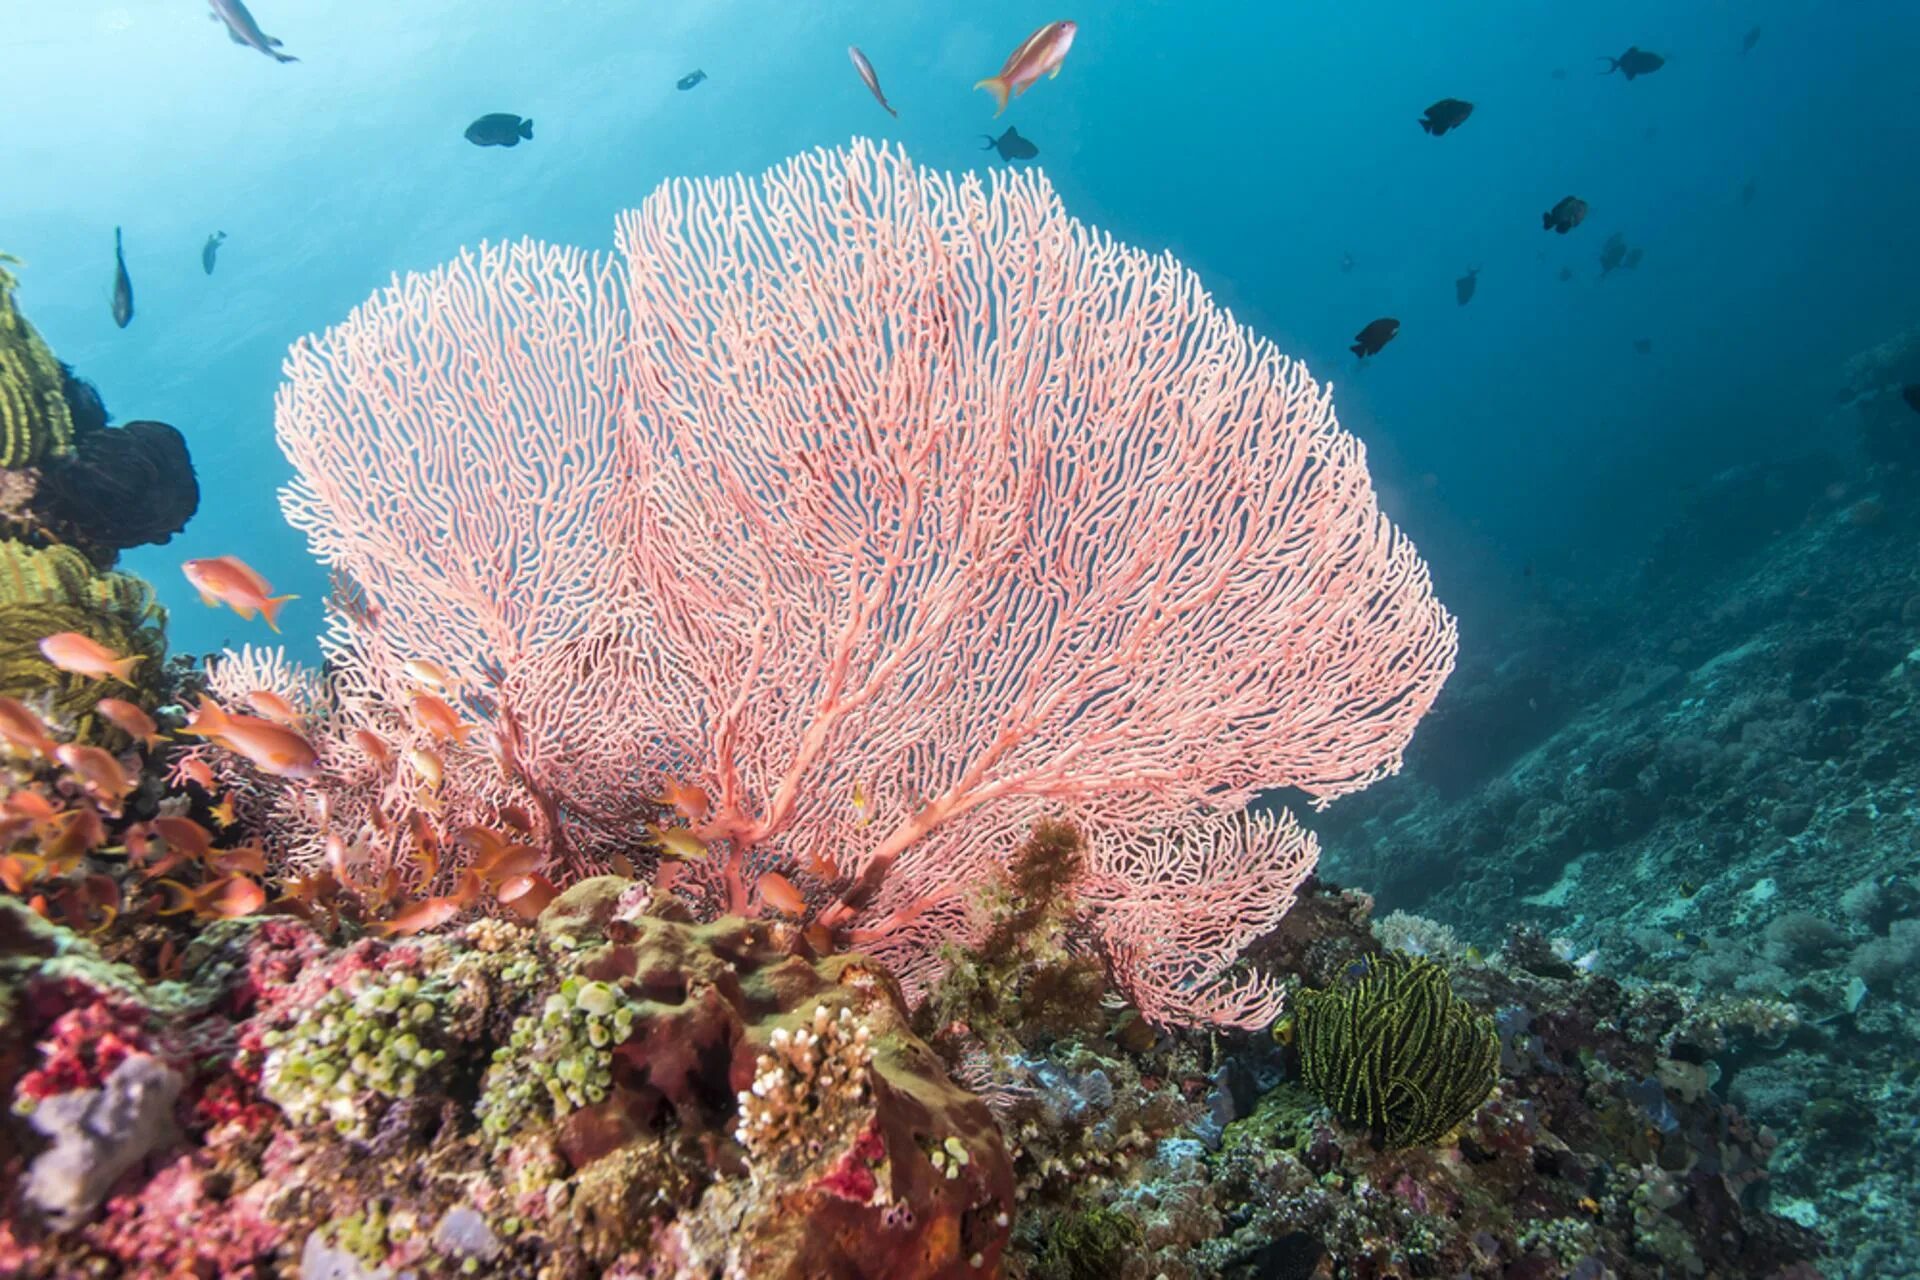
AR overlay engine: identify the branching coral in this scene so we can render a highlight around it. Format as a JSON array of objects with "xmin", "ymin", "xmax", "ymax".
[
  {"xmin": 1288, "ymin": 952, "xmax": 1499, "ymax": 1148},
  {"xmin": 736, "ymin": 1003, "xmax": 874, "ymax": 1173}
]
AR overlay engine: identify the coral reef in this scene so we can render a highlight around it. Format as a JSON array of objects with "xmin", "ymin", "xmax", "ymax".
[{"xmin": 0, "ymin": 882, "xmax": 1014, "ymax": 1279}]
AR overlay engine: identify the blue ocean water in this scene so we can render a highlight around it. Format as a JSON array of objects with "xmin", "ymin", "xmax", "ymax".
[{"xmin": 8, "ymin": 0, "xmax": 1916, "ymax": 665}]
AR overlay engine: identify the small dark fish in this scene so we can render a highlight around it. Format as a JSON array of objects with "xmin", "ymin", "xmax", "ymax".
[
  {"xmin": 1455, "ymin": 267, "xmax": 1478, "ymax": 306},
  {"xmin": 110, "ymin": 227, "xmax": 133, "ymax": 329},
  {"xmin": 1340, "ymin": 251, "xmax": 1355, "ymax": 274},
  {"xmin": 465, "ymin": 114, "xmax": 533, "ymax": 147},
  {"xmin": 1599, "ymin": 232, "xmax": 1628, "ymax": 275},
  {"xmin": 1633, "ymin": 338, "xmax": 1653, "ymax": 354},
  {"xmin": 848, "ymin": 46, "xmax": 897, "ymax": 118},
  {"xmin": 1903, "ymin": 385, "xmax": 1920, "ymax": 416},
  {"xmin": 1543, "ymin": 196, "xmax": 1589, "ymax": 234},
  {"xmin": 1623, "ymin": 246, "xmax": 1643, "ymax": 270},
  {"xmin": 1558, "ymin": 265, "xmax": 1574, "ymax": 282},
  {"xmin": 1418, "ymin": 98, "xmax": 1474, "ymax": 136},
  {"xmin": 208, "ymin": 0, "xmax": 296, "ymax": 63},
  {"xmin": 201, "ymin": 231, "xmax": 227, "ymax": 276},
  {"xmin": 1351, "ymin": 317, "xmax": 1399, "ymax": 358},
  {"xmin": 677, "ymin": 69, "xmax": 707, "ymax": 91},
  {"xmin": 980, "ymin": 125, "xmax": 1038, "ymax": 162},
  {"xmin": 1740, "ymin": 179, "xmax": 1757, "ymax": 206},
  {"xmin": 1742, "ymin": 25, "xmax": 1761, "ymax": 54},
  {"xmin": 1601, "ymin": 46, "xmax": 1665, "ymax": 79}
]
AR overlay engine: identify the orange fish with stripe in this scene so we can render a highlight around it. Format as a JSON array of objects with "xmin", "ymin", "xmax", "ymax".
[{"xmin": 974, "ymin": 20, "xmax": 1077, "ymax": 116}]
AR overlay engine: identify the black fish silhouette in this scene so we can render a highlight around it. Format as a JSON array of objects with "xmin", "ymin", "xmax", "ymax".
[
  {"xmin": 1419, "ymin": 98, "xmax": 1474, "ymax": 136},
  {"xmin": 111, "ymin": 227, "xmax": 133, "ymax": 328},
  {"xmin": 202, "ymin": 231, "xmax": 227, "ymax": 276},
  {"xmin": 1351, "ymin": 318, "xmax": 1399, "ymax": 358},
  {"xmin": 1903, "ymin": 385, "xmax": 1920, "ymax": 416},
  {"xmin": 1742, "ymin": 26, "xmax": 1761, "ymax": 54},
  {"xmin": 677, "ymin": 70, "xmax": 707, "ymax": 90},
  {"xmin": 1455, "ymin": 268, "xmax": 1478, "ymax": 306},
  {"xmin": 465, "ymin": 114, "xmax": 533, "ymax": 147},
  {"xmin": 1543, "ymin": 196, "xmax": 1589, "ymax": 234},
  {"xmin": 980, "ymin": 126, "xmax": 1039, "ymax": 162},
  {"xmin": 1601, "ymin": 46, "xmax": 1665, "ymax": 79}
]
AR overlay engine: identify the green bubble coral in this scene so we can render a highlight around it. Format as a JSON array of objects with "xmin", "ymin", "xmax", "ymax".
[
  {"xmin": 477, "ymin": 975, "xmax": 639, "ymax": 1141},
  {"xmin": 1290, "ymin": 952, "xmax": 1498, "ymax": 1148},
  {"xmin": 260, "ymin": 970, "xmax": 455, "ymax": 1139}
]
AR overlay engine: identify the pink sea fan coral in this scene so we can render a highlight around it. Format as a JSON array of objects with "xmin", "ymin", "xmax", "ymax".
[{"xmin": 269, "ymin": 139, "xmax": 1455, "ymax": 1025}]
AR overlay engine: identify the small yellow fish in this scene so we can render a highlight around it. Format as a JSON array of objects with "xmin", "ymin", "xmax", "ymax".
[{"xmin": 646, "ymin": 822, "xmax": 710, "ymax": 862}]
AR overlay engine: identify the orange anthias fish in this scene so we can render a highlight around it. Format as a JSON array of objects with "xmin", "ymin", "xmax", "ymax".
[
  {"xmin": 38, "ymin": 632, "xmax": 143, "ymax": 682},
  {"xmin": 757, "ymin": 871, "xmax": 808, "ymax": 917},
  {"xmin": 376, "ymin": 870, "xmax": 483, "ymax": 937},
  {"xmin": 243, "ymin": 689, "xmax": 303, "ymax": 726},
  {"xmin": 94, "ymin": 698, "xmax": 165, "ymax": 748},
  {"xmin": 178, "ymin": 757, "xmax": 218, "ymax": 791},
  {"xmin": 153, "ymin": 874, "xmax": 267, "ymax": 920},
  {"xmin": 54, "ymin": 743, "xmax": 134, "ymax": 815},
  {"xmin": 352, "ymin": 729, "xmax": 395, "ymax": 768},
  {"xmin": 182, "ymin": 696, "xmax": 322, "ymax": 779},
  {"xmin": 209, "ymin": 797, "xmax": 238, "ymax": 828},
  {"xmin": 0, "ymin": 697, "xmax": 58, "ymax": 758},
  {"xmin": 40, "ymin": 808, "xmax": 106, "ymax": 870},
  {"xmin": 407, "ymin": 689, "xmax": 471, "ymax": 743},
  {"xmin": 403, "ymin": 658, "xmax": 458, "ymax": 692},
  {"xmin": 659, "ymin": 777, "xmax": 711, "ymax": 823},
  {"xmin": 497, "ymin": 871, "xmax": 558, "ymax": 921},
  {"xmin": 407, "ymin": 746, "xmax": 444, "ymax": 791},
  {"xmin": 975, "ymin": 19, "xmax": 1077, "ymax": 116},
  {"xmin": 181, "ymin": 555, "xmax": 299, "ymax": 632}
]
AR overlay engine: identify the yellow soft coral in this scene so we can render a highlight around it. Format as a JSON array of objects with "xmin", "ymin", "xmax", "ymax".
[
  {"xmin": 0, "ymin": 255, "xmax": 76, "ymax": 469},
  {"xmin": 0, "ymin": 541, "xmax": 165, "ymax": 729}
]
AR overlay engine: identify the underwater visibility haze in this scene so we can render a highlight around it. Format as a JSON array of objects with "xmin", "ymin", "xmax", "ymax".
[{"xmin": 2, "ymin": 1, "xmax": 1920, "ymax": 1277}]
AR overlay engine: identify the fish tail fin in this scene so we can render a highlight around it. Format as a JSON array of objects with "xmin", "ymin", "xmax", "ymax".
[
  {"xmin": 982, "ymin": 135, "xmax": 997, "ymax": 150},
  {"xmin": 151, "ymin": 878, "xmax": 198, "ymax": 915},
  {"xmin": 275, "ymin": 52, "xmax": 299, "ymax": 64},
  {"xmin": 520, "ymin": 118, "xmax": 534, "ymax": 139},
  {"xmin": 973, "ymin": 76, "xmax": 1011, "ymax": 116},
  {"xmin": 1597, "ymin": 57, "xmax": 1619, "ymax": 74},
  {"xmin": 1350, "ymin": 343, "xmax": 1365, "ymax": 358},
  {"xmin": 115, "ymin": 226, "xmax": 123, "ymax": 248},
  {"xmin": 1419, "ymin": 118, "xmax": 1435, "ymax": 134},
  {"xmin": 109, "ymin": 655, "xmax": 143, "ymax": 683},
  {"xmin": 260, "ymin": 594, "xmax": 298, "ymax": 632},
  {"xmin": 1543, "ymin": 212, "xmax": 1555, "ymax": 230}
]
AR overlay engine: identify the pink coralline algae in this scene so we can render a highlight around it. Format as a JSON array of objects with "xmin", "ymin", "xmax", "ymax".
[{"xmin": 264, "ymin": 139, "xmax": 1455, "ymax": 1025}]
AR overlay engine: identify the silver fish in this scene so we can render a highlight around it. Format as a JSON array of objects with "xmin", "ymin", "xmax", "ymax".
[
  {"xmin": 111, "ymin": 227, "xmax": 133, "ymax": 329},
  {"xmin": 209, "ymin": 0, "xmax": 297, "ymax": 64},
  {"xmin": 847, "ymin": 46, "xmax": 897, "ymax": 118}
]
